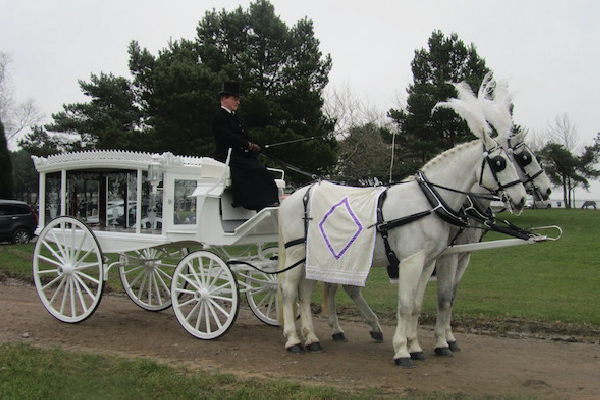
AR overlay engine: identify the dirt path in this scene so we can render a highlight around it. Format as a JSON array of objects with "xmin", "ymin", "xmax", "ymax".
[{"xmin": 1, "ymin": 281, "xmax": 599, "ymax": 398}]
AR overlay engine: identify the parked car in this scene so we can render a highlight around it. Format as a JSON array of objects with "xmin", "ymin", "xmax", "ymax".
[{"xmin": 0, "ymin": 199, "xmax": 39, "ymax": 244}]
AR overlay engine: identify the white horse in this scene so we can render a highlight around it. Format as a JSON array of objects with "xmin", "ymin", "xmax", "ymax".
[
  {"xmin": 320, "ymin": 76, "xmax": 553, "ymax": 356},
  {"xmin": 279, "ymin": 130, "xmax": 528, "ymax": 366},
  {"xmin": 433, "ymin": 129, "xmax": 552, "ymax": 356},
  {"xmin": 322, "ymin": 130, "xmax": 553, "ymax": 344}
]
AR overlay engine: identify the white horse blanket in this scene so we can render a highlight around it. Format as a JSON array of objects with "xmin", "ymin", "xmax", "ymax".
[{"xmin": 305, "ymin": 181, "xmax": 386, "ymax": 286}]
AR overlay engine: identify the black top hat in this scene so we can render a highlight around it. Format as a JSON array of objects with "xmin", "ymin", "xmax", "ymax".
[{"xmin": 219, "ymin": 82, "xmax": 242, "ymax": 97}]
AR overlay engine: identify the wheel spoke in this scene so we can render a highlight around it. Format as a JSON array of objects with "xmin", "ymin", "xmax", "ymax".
[
  {"xmin": 73, "ymin": 276, "xmax": 89, "ymax": 314},
  {"xmin": 48, "ymin": 275, "xmax": 67, "ymax": 304},
  {"xmin": 73, "ymin": 272, "xmax": 96, "ymax": 300},
  {"xmin": 41, "ymin": 240, "xmax": 65, "ymax": 266}
]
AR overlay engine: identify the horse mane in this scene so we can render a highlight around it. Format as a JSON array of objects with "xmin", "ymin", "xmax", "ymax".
[{"xmin": 421, "ymin": 140, "xmax": 479, "ymax": 172}]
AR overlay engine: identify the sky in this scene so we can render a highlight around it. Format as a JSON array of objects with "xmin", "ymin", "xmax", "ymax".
[{"xmin": 2, "ymin": 0, "xmax": 600, "ymax": 200}]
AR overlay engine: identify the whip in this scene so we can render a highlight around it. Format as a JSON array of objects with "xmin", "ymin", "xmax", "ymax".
[{"xmin": 263, "ymin": 135, "xmax": 324, "ymax": 149}]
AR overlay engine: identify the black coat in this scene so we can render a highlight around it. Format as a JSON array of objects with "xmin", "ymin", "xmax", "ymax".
[{"xmin": 211, "ymin": 108, "xmax": 279, "ymax": 210}]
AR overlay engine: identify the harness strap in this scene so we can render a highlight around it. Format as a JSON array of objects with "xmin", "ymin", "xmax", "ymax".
[
  {"xmin": 416, "ymin": 171, "xmax": 469, "ymax": 227},
  {"xmin": 462, "ymin": 194, "xmax": 495, "ymax": 222},
  {"xmin": 282, "ymin": 183, "xmax": 315, "ymax": 249},
  {"xmin": 375, "ymin": 189, "xmax": 432, "ymax": 270}
]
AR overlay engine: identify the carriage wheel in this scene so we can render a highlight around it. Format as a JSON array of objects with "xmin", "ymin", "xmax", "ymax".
[
  {"xmin": 171, "ymin": 250, "xmax": 239, "ymax": 339},
  {"xmin": 33, "ymin": 216, "xmax": 104, "ymax": 323},
  {"xmin": 243, "ymin": 247, "xmax": 280, "ymax": 326},
  {"xmin": 119, "ymin": 247, "xmax": 186, "ymax": 311}
]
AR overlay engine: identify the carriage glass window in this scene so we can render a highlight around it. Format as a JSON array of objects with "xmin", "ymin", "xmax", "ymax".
[
  {"xmin": 45, "ymin": 172, "xmax": 61, "ymax": 221},
  {"xmin": 174, "ymin": 179, "xmax": 197, "ymax": 225}
]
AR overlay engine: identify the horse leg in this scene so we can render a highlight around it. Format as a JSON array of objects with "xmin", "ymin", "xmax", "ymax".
[
  {"xmin": 280, "ymin": 248, "xmax": 305, "ymax": 353},
  {"xmin": 445, "ymin": 252, "xmax": 471, "ymax": 353},
  {"xmin": 393, "ymin": 250, "xmax": 425, "ymax": 367},
  {"xmin": 323, "ymin": 283, "xmax": 348, "ymax": 341},
  {"xmin": 406, "ymin": 259, "xmax": 436, "ymax": 361},
  {"xmin": 343, "ymin": 284, "xmax": 384, "ymax": 342},
  {"xmin": 434, "ymin": 254, "xmax": 459, "ymax": 357},
  {"xmin": 298, "ymin": 277, "xmax": 322, "ymax": 352}
]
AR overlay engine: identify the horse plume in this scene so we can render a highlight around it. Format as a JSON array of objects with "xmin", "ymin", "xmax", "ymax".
[
  {"xmin": 433, "ymin": 81, "xmax": 491, "ymax": 139},
  {"xmin": 479, "ymin": 72, "xmax": 514, "ymax": 139}
]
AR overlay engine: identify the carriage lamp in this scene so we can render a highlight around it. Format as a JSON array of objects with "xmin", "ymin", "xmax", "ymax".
[{"xmin": 148, "ymin": 156, "xmax": 162, "ymax": 194}]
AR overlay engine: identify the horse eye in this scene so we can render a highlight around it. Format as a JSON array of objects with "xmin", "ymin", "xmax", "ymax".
[
  {"xmin": 490, "ymin": 156, "xmax": 507, "ymax": 172},
  {"xmin": 516, "ymin": 151, "xmax": 532, "ymax": 166}
]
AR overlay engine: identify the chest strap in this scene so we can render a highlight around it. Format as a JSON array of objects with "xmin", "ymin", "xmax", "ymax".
[{"xmin": 416, "ymin": 170, "xmax": 469, "ymax": 227}]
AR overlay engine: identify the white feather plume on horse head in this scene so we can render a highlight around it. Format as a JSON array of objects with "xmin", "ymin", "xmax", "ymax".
[
  {"xmin": 432, "ymin": 81, "xmax": 492, "ymax": 139},
  {"xmin": 479, "ymin": 72, "xmax": 514, "ymax": 140}
]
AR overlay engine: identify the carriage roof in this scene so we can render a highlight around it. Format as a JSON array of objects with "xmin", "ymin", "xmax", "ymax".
[{"xmin": 31, "ymin": 150, "xmax": 227, "ymax": 179}]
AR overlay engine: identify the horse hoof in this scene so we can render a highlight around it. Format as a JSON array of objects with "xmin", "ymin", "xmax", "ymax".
[
  {"xmin": 434, "ymin": 347, "xmax": 454, "ymax": 357},
  {"xmin": 370, "ymin": 331, "xmax": 384, "ymax": 342},
  {"xmin": 394, "ymin": 357, "xmax": 414, "ymax": 368},
  {"xmin": 332, "ymin": 332, "xmax": 347, "ymax": 342},
  {"xmin": 306, "ymin": 342, "xmax": 324, "ymax": 353},
  {"xmin": 410, "ymin": 351, "xmax": 426, "ymax": 361},
  {"xmin": 286, "ymin": 344, "xmax": 304, "ymax": 354},
  {"xmin": 448, "ymin": 340, "xmax": 461, "ymax": 352}
]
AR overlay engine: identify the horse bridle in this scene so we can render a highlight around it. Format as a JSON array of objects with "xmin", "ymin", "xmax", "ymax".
[
  {"xmin": 508, "ymin": 140, "xmax": 546, "ymax": 198},
  {"xmin": 478, "ymin": 144, "xmax": 522, "ymax": 196}
]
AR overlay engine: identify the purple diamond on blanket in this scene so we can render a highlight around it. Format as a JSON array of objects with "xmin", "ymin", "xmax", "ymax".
[{"xmin": 318, "ymin": 197, "xmax": 363, "ymax": 260}]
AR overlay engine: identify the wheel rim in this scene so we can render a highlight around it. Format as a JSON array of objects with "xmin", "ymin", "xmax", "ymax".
[
  {"xmin": 33, "ymin": 216, "xmax": 104, "ymax": 323},
  {"xmin": 13, "ymin": 229, "xmax": 31, "ymax": 244},
  {"xmin": 119, "ymin": 247, "xmax": 184, "ymax": 311},
  {"xmin": 171, "ymin": 251, "xmax": 239, "ymax": 339}
]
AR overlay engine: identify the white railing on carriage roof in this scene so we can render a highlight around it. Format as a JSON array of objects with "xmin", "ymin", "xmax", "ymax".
[{"xmin": 31, "ymin": 149, "xmax": 216, "ymax": 173}]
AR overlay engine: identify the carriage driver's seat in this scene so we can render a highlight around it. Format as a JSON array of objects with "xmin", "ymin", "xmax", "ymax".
[{"xmin": 193, "ymin": 154, "xmax": 285, "ymax": 232}]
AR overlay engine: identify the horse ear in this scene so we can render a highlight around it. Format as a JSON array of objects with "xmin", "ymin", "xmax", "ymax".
[{"xmin": 481, "ymin": 129, "xmax": 497, "ymax": 150}]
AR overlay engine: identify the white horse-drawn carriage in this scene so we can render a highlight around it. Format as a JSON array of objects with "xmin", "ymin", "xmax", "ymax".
[
  {"xmin": 32, "ymin": 150, "xmax": 285, "ymax": 339},
  {"xmin": 31, "ymin": 75, "xmax": 562, "ymax": 367}
]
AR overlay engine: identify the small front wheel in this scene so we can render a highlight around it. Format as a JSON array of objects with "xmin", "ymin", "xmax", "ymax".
[
  {"xmin": 33, "ymin": 216, "xmax": 104, "ymax": 323},
  {"xmin": 171, "ymin": 250, "xmax": 239, "ymax": 339}
]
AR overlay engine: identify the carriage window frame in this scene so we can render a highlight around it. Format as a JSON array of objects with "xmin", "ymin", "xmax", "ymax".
[{"xmin": 173, "ymin": 179, "xmax": 198, "ymax": 225}]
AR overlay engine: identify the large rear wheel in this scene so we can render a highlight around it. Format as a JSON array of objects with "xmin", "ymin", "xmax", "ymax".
[{"xmin": 33, "ymin": 216, "xmax": 104, "ymax": 323}]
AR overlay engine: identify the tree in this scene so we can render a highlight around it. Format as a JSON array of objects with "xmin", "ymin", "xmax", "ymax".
[
  {"xmin": 193, "ymin": 0, "xmax": 336, "ymax": 180},
  {"xmin": 46, "ymin": 72, "xmax": 143, "ymax": 150},
  {"xmin": 334, "ymin": 122, "xmax": 391, "ymax": 185},
  {"xmin": 539, "ymin": 133, "xmax": 600, "ymax": 208},
  {"xmin": 18, "ymin": 125, "xmax": 66, "ymax": 156},
  {"xmin": 10, "ymin": 149, "xmax": 37, "ymax": 204},
  {"xmin": 0, "ymin": 52, "xmax": 43, "ymax": 145},
  {"xmin": 388, "ymin": 31, "xmax": 490, "ymax": 179},
  {"xmin": 44, "ymin": 1, "xmax": 336, "ymax": 184},
  {"xmin": 0, "ymin": 118, "xmax": 14, "ymax": 198}
]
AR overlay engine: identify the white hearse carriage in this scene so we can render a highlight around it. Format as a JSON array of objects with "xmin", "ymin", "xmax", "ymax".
[{"xmin": 32, "ymin": 150, "xmax": 285, "ymax": 339}]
